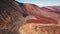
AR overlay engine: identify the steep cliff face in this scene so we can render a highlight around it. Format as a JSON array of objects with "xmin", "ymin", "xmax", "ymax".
[{"xmin": 0, "ymin": 0, "xmax": 28, "ymax": 34}]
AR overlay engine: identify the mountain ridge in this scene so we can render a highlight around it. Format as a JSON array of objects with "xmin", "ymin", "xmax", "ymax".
[{"xmin": 24, "ymin": 3, "xmax": 60, "ymax": 24}]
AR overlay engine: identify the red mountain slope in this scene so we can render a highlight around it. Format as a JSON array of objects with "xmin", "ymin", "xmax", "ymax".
[{"xmin": 24, "ymin": 4, "xmax": 60, "ymax": 24}]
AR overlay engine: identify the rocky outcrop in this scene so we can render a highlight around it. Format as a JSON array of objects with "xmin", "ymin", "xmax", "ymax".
[{"xmin": 0, "ymin": 0, "xmax": 28, "ymax": 34}]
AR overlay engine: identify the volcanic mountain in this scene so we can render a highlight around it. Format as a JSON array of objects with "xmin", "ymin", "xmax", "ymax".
[
  {"xmin": 0, "ymin": 0, "xmax": 60, "ymax": 34},
  {"xmin": 24, "ymin": 4, "xmax": 60, "ymax": 24}
]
